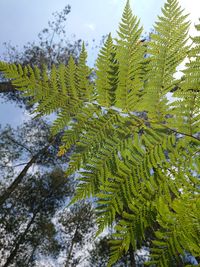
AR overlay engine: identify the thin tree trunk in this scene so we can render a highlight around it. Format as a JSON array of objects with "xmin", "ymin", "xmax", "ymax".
[
  {"xmin": 0, "ymin": 140, "xmax": 55, "ymax": 207},
  {"xmin": 0, "ymin": 154, "xmax": 38, "ymax": 207},
  {"xmin": 26, "ymin": 246, "xmax": 37, "ymax": 266},
  {"xmin": 3, "ymin": 212, "xmax": 38, "ymax": 267},
  {"xmin": 129, "ymin": 245, "xmax": 136, "ymax": 267},
  {"xmin": 65, "ymin": 224, "xmax": 79, "ymax": 267}
]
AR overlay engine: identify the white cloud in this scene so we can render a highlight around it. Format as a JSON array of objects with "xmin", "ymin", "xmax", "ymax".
[{"xmin": 84, "ymin": 23, "xmax": 96, "ymax": 31}]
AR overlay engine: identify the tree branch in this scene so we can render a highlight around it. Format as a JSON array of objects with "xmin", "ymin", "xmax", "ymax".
[
  {"xmin": 161, "ymin": 124, "xmax": 200, "ymax": 142},
  {"xmin": 5, "ymin": 135, "xmax": 33, "ymax": 154}
]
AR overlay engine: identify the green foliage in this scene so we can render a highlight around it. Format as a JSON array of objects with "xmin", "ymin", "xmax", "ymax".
[
  {"xmin": 141, "ymin": 0, "xmax": 190, "ymax": 121},
  {"xmin": 0, "ymin": 0, "xmax": 200, "ymax": 266},
  {"xmin": 96, "ymin": 33, "xmax": 118, "ymax": 107},
  {"xmin": 115, "ymin": 0, "xmax": 145, "ymax": 111},
  {"xmin": 169, "ymin": 21, "xmax": 200, "ymax": 136}
]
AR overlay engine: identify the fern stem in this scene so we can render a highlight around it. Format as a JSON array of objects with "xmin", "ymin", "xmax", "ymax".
[
  {"xmin": 143, "ymin": 118, "xmax": 200, "ymax": 142},
  {"xmin": 161, "ymin": 125, "xmax": 200, "ymax": 142}
]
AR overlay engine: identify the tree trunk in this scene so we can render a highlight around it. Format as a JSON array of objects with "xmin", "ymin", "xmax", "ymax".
[
  {"xmin": 26, "ymin": 246, "xmax": 37, "ymax": 266},
  {"xmin": 3, "ymin": 212, "xmax": 37, "ymax": 267},
  {"xmin": 129, "ymin": 245, "xmax": 136, "ymax": 267},
  {"xmin": 65, "ymin": 224, "xmax": 79, "ymax": 267},
  {"xmin": 0, "ymin": 154, "xmax": 38, "ymax": 207},
  {"xmin": 0, "ymin": 140, "xmax": 55, "ymax": 207}
]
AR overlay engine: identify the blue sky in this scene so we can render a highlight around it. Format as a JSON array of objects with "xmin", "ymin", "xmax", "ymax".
[
  {"xmin": 0, "ymin": 0, "xmax": 163, "ymax": 51},
  {"xmin": 1, "ymin": 0, "xmax": 199, "ymax": 63},
  {"xmin": 0, "ymin": 0, "xmax": 199, "ymax": 127}
]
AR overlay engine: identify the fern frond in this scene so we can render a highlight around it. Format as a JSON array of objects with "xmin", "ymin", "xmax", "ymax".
[
  {"xmin": 76, "ymin": 42, "xmax": 94, "ymax": 102},
  {"xmin": 148, "ymin": 196, "xmax": 200, "ymax": 267},
  {"xmin": 115, "ymin": 0, "xmax": 145, "ymax": 111},
  {"xmin": 142, "ymin": 0, "xmax": 190, "ymax": 121},
  {"xmin": 65, "ymin": 55, "xmax": 78, "ymax": 98},
  {"xmin": 70, "ymin": 112, "xmax": 143, "ymax": 202},
  {"xmin": 169, "ymin": 22, "xmax": 200, "ymax": 136},
  {"xmin": 96, "ymin": 33, "xmax": 118, "ymax": 107}
]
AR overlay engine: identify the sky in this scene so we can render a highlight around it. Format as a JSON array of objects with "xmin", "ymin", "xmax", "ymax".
[
  {"xmin": 0, "ymin": 0, "xmax": 199, "ymax": 51},
  {"xmin": 0, "ymin": 0, "xmax": 200, "ymax": 128},
  {"xmin": 0, "ymin": 0, "xmax": 163, "ymax": 51}
]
